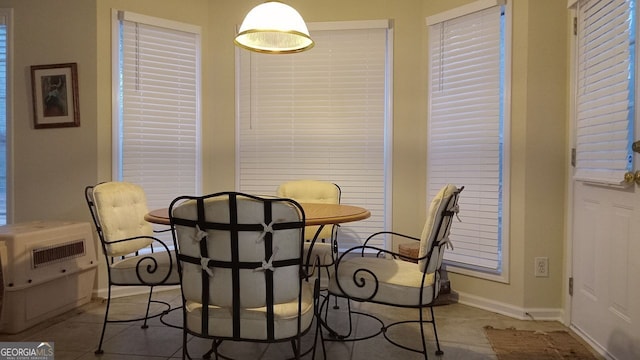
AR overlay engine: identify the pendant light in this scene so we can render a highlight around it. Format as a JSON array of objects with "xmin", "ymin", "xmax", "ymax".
[{"xmin": 234, "ymin": 1, "xmax": 314, "ymax": 54}]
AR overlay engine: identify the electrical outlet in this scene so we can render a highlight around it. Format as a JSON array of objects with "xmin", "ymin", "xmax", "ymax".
[{"xmin": 535, "ymin": 257, "xmax": 549, "ymax": 277}]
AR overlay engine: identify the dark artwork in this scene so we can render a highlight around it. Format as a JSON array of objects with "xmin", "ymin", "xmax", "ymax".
[{"xmin": 40, "ymin": 75, "xmax": 68, "ymax": 117}]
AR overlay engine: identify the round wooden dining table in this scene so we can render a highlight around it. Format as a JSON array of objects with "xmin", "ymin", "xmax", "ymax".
[{"xmin": 144, "ymin": 203, "xmax": 371, "ymax": 227}]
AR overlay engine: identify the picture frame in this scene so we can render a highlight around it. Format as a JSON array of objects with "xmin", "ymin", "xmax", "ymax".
[{"xmin": 30, "ymin": 62, "xmax": 80, "ymax": 129}]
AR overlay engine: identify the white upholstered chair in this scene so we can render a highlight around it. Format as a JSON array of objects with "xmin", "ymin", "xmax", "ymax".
[
  {"xmin": 169, "ymin": 192, "xmax": 324, "ymax": 360},
  {"xmin": 276, "ymin": 180, "xmax": 341, "ymax": 282},
  {"xmin": 326, "ymin": 184, "xmax": 463, "ymax": 359},
  {"xmin": 85, "ymin": 181, "xmax": 180, "ymax": 354}
]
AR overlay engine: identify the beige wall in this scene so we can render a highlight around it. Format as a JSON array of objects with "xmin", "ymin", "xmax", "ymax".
[
  {"xmin": 445, "ymin": 0, "xmax": 569, "ymax": 312},
  {"xmin": 521, "ymin": 0, "xmax": 568, "ymax": 310},
  {"xmin": 1, "ymin": 0, "xmax": 569, "ymax": 314},
  {"xmin": 2, "ymin": 0, "xmax": 97, "ymax": 223}
]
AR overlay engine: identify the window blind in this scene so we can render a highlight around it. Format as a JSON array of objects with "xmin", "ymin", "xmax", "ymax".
[
  {"xmin": 427, "ymin": 3, "xmax": 506, "ymax": 272},
  {"xmin": 0, "ymin": 9, "xmax": 9, "ymax": 226},
  {"xmin": 115, "ymin": 11, "xmax": 201, "ymax": 211},
  {"xmin": 237, "ymin": 21, "xmax": 391, "ymax": 249},
  {"xmin": 574, "ymin": 0, "xmax": 634, "ymax": 185}
]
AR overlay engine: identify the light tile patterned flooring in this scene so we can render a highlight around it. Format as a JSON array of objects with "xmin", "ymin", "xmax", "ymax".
[{"xmin": 0, "ymin": 289, "xmax": 591, "ymax": 359}]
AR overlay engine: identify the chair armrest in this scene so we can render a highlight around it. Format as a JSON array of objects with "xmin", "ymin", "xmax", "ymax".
[
  {"xmin": 333, "ymin": 241, "xmax": 429, "ymax": 302},
  {"xmin": 302, "ymin": 254, "xmax": 323, "ymax": 280},
  {"xmin": 360, "ymin": 231, "xmax": 420, "ymax": 258},
  {"xmin": 364, "ymin": 231, "xmax": 419, "ymax": 245},
  {"xmin": 104, "ymin": 235, "xmax": 173, "ymax": 253},
  {"xmin": 104, "ymin": 235, "xmax": 176, "ymax": 285},
  {"xmin": 153, "ymin": 227, "xmax": 172, "ymax": 234},
  {"xmin": 339, "ymin": 244, "xmax": 417, "ymax": 262}
]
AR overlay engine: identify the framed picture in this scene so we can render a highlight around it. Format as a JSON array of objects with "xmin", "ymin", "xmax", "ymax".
[{"xmin": 30, "ymin": 63, "xmax": 80, "ymax": 129}]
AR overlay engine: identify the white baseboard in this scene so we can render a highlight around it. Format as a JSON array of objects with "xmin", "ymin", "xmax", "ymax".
[
  {"xmin": 455, "ymin": 290, "xmax": 564, "ymax": 322},
  {"xmin": 93, "ymin": 285, "xmax": 180, "ymax": 300}
]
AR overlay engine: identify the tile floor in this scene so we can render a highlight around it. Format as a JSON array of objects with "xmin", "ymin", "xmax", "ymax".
[{"xmin": 0, "ymin": 289, "xmax": 598, "ymax": 360}]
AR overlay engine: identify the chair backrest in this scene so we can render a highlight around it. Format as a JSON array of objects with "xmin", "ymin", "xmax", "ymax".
[
  {"xmin": 170, "ymin": 192, "xmax": 305, "ymax": 312},
  {"xmin": 418, "ymin": 184, "xmax": 462, "ymax": 274},
  {"xmin": 276, "ymin": 180, "xmax": 340, "ymax": 240},
  {"xmin": 85, "ymin": 181, "xmax": 154, "ymax": 257}
]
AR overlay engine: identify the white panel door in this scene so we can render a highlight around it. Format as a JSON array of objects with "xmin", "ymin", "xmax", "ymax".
[
  {"xmin": 571, "ymin": 2, "xmax": 640, "ymax": 358},
  {"xmin": 571, "ymin": 179, "xmax": 640, "ymax": 359}
]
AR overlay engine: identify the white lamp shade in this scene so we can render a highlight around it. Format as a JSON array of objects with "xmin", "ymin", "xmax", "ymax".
[{"xmin": 235, "ymin": 1, "xmax": 314, "ymax": 54}]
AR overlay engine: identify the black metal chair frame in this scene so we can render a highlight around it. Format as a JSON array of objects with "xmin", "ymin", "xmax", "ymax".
[
  {"xmin": 85, "ymin": 184, "xmax": 180, "ymax": 354},
  {"xmin": 321, "ymin": 186, "xmax": 463, "ymax": 359},
  {"xmin": 169, "ymin": 192, "xmax": 326, "ymax": 360},
  {"xmin": 278, "ymin": 182, "xmax": 343, "ymax": 313}
]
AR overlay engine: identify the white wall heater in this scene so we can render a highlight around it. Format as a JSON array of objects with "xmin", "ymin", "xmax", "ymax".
[{"xmin": 0, "ymin": 221, "xmax": 97, "ymax": 334}]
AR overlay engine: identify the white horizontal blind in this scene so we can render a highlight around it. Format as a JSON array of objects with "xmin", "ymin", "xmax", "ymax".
[
  {"xmin": 116, "ymin": 12, "xmax": 201, "ymax": 211},
  {"xmin": 428, "ymin": 4, "xmax": 504, "ymax": 272},
  {"xmin": 574, "ymin": 0, "xmax": 634, "ymax": 185},
  {"xmin": 237, "ymin": 22, "xmax": 391, "ymax": 249},
  {"xmin": 0, "ymin": 9, "xmax": 9, "ymax": 225}
]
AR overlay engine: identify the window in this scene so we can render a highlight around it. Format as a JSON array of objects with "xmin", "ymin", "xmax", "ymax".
[
  {"xmin": 112, "ymin": 11, "xmax": 201, "ymax": 215},
  {"xmin": 427, "ymin": 0, "xmax": 510, "ymax": 280},
  {"xmin": 0, "ymin": 9, "xmax": 11, "ymax": 226},
  {"xmin": 236, "ymin": 20, "xmax": 393, "ymax": 249},
  {"xmin": 573, "ymin": 0, "xmax": 635, "ymax": 185}
]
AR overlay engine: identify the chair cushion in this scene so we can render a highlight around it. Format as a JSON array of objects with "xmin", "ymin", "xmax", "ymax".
[
  {"xmin": 277, "ymin": 180, "xmax": 340, "ymax": 241},
  {"xmin": 184, "ymin": 279, "xmax": 315, "ymax": 340},
  {"xmin": 277, "ymin": 180, "xmax": 340, "ymax": 204},
  {"xmin": 92, "ymin": 182, "xmax": 154, "ymax": 257},
  {"xmin": 110, "ymin": 250, "xmax": 180, "ymax": 285},
  {"xmin": 173, "ymin": 195, "xmax": 304, "ymax": 309},
  {"xmin": 328, "ymin": 256, "xmax": 436, "ymax": 307},
  {"xmin": 418, "ymin": 184, "xmax": 458, "ymax": 273}
]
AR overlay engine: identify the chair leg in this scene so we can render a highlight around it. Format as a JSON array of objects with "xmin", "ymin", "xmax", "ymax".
[
  {"xmin": 290, "ymin": 338, "xmax": 302, "ymax": 359},
  {"xmin": 314, "ymin": 303, "xmax": 327, "ymax": 359},
  {"xmin": 430, "ymin": 306, "xmax": 444, "ymax": 356},
  {"xmin": 95, "ymin": 285, "xmax": 112, "ymax": 354},
  {"xmin": 322, "ymin": 295, "xmax": 356, "ymax": 340},
  {"xmin": 142, "ymin": 285, "xmax": 154, "ymax": 329},
  {"xmin": 333, "ymin": 296, "xmax": 340, "ymax": 309},
  {"xmin": 312, "ymin": 277, "xmax": 326, "ymax": 360},
  {"xmin": 418, "ymin": 306, "xmax": 429, "ymax": 360},
  {"xmin": 203, "ymin": 339, "xmax": 222, "ymax": 360},
  {"xmin": 321, "ymin": 266, "xmax": 340, "ymax": 310},
  {"xmin": 203, "ymin": 342, "xmax": 214, "ymax": 359},
  {"xmin": 182, "ymin": 328, "xmax": 189, "ymax": 360}
]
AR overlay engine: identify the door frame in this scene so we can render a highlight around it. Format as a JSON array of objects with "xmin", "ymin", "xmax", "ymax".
[{"xmin": 564, "ymin": 4, "xmax": 577, "ymax": 328}]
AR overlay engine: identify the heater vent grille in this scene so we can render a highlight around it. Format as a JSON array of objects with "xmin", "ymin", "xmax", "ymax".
[{"xmin": 32, "ymin": 239, "xmax": 86, "ymax": 268}]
